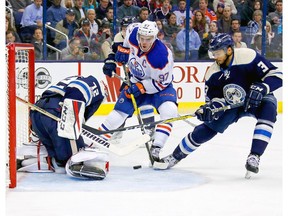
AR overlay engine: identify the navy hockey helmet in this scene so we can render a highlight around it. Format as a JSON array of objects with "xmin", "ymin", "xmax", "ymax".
[
  {"xmin": 209, "ymin": 33, "xmax": 234, "ymax": 52},
  {"xmin": 121, "ymin": 16, "xmax": 134, "ymax": 27}
]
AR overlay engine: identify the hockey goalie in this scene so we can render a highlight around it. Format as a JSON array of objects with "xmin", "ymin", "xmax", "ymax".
[{"xmin": 17, "ymin": 75, "xmax": 110, "ymax": 180}]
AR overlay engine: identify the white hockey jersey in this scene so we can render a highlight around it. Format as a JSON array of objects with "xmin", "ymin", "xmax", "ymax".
[{"xmin": 123, "ymin": 24, "xmax": 174, "ymax": 94}]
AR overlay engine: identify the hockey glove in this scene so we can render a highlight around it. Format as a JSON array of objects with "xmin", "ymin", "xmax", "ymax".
[
  {"xmin": 115, "ymin": 45, "xmax": 130, "ymax": 64},
  {"xmin": 244, "ymin": 82, "xmax": 269, "ymax": 112},
  {"xmin": 103, "ymin": 54, "xmax": 116, "ymax": 77},
  {"xmin": 195, "ymin": 101, "xmax": 225, "ymax": 122},
  {"xmin": 124, "ymin": 82, "xmax": 146, "ymax": 98}
]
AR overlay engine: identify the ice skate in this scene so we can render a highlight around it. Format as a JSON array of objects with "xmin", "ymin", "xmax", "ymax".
[
  {"xmin": 161, "ymin": 154, "xmax": 179, "ymax": 168},
  {"xmin": 245, "ymin": 153, "xmax": 260, "ymax": 179},
  {"xmin": 149, "ymin": 145, "xmax": 161, "ymax": 162}
]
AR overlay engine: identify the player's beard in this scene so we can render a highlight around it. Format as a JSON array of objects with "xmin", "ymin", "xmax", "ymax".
[{"xmin": 218, "ymin": 53, "xmax": 232, "ymax": 68}]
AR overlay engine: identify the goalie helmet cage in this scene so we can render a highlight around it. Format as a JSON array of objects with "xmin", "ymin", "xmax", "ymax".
[{"xmin": 6, "ymin": 43, "xmax": 35, "ymax": 188}]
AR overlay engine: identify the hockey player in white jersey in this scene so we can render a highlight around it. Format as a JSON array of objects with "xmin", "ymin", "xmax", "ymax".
[
  {"xmin": 100, "ymin": 20, "xmax": 178, "ymax": 163},
  {"xmin": 160, "ymin": 33, "xmax": 282, "ymax": 177}
]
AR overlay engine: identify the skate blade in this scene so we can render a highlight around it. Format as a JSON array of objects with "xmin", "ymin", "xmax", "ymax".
[
  {"xmin": 245, "ymin": 170, "xmax": 254, "ymax": 179},
  {"xmin": 153, "ymin": 161, "xmax": 169, "ymax": 170}
]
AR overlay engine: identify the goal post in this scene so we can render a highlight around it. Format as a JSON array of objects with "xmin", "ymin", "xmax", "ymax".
[{"xmin": 6, "ymin": 43, "xmax": 35, "ymax": 188}]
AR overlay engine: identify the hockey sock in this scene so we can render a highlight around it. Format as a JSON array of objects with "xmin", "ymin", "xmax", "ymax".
[
  {"xmin": 173, "ymin": 124, "xmax": 217, "ymax": 160},
  {"xmin": 250, "ymin": 119, "xmax": 274, "ymax": 156}
]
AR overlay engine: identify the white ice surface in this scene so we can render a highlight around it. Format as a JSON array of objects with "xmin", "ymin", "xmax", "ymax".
[{"xmin": 6, "ymin": 115, "xmax": 283, "ymax": 216}]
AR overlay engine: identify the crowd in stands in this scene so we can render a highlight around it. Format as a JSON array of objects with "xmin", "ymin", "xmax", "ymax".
[{"xmin": 5, "ymin": 0, "xmax": 283, "ymax": 61}]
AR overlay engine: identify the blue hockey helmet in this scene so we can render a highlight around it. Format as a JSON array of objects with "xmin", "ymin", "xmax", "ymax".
[{"xmin": 209, "ymin": 33, "xmax": 234, "ymax": 52}]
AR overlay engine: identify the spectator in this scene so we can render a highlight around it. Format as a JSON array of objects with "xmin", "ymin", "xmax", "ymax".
[
  {"xmin": 213, "ymin": 0, "xmax": 237, "ymax": 15},
  {"xmin": 73, "ymin": 0, "xmax": 87, "ymax": 25},
  {"xmin": 173, "ymin": 0, "xmax": 193, "ymax": 26},
  {"xmin": 102, "ymin": 6, "xmax": 114, "ymax": 35},
  {"xmin": 100, "ymin": 23, "xmax": 113, "ymax": 59},
  {"xmin": 62, "ymin": 0, "xmax": 74, "ymax": 8},
  {"xmin": 54, "ymin": 8, "xmax": 79, "ymax": 50},
  {"xmin": 117, "ymin": 0, "xmax": 140, "ymax": 23},
  {"xmin": 9, "ymin": 0, "xmax": 32, "ymax": 32},
  {"xmin": 244, "ymin": 9, "xmax": 262, "ymax": 47},
  {"xmin": 157, "ymin": 29, "xmax": 174, "ymax": 54},
  {"xmin": 6, "ymin": 15, "xmax": 21, "ymax": 42},
  {"xmin": 74, "ymin": 18, "xmax": 100, "ymax": 60},
  {"xmin": 46, "ymin": 0, "xmax": 67, "ymax": 45},
  {"xmin": 149, "ymin": 0, "xmax": 162, "ymax": 14},
  {"xmin": 83, "ymin": 0, "xmax": 97, "ymax": 11},
  {"xmin": 31, "ymin": 27, "xmax": 44, "ymax": 60},
  {"xmin": 192, "ymin": 10, "xmax": 209, "ymax": 39},
  {"xmin": 86, "ymin": 8, "xmax": 101, "ymax": 35},
  {"xmin": 20, "ymin": 0, "xmax": 43, "ymax": 43},
  {"xmin": 193, "ymin": 0, "xmax": 217, "ymax": 24},
  {"xmin": 265, "ymin": 21, "xmax": 275, "ymax": 46},
  {"xmin": 232, "ymin": 30, "xmax": 247, "ymax": 48},
  {"xmin": 134, "ymin": 0, "xmax": 151, "ymax": 14},
  {"xmin": 153, "ymin": 0, "xmax": 171, "ymax": 24},
  {"xmin": 265, "ymin": 20, "xmax": 281, "ymax": 60},
  {"xmin": 253, "ymin": 0, "xmax": 262, "ymax": 11},
  {"xmin": 155, "ymin": 19, "xmax": 164, "ymax": 30},
  {"xmin": 230, "ymin": 18, "xmax": 241, "ymax": 35},
  {"xmin": 198, "ymin": 20, "xmax": 218, "ymax": 60},
  {"xmin": 96, "ymin": 0, "xmax": 111, "ymax": 20},
  {"xmin": 95, "ymin": 22, "xmax": 113, "ymax": 59},
  {"xmin": 60, "ymin": 37, "xmax": 85, "ymax": 60},
  {"xmin": 6, "ymin": 30, "xmax": 18, "ymax": 44},
  {"xmin": 175, "ymin": 18, "xmax": 201, "ymax": 60},
  {"xmin": 163, "ymin": 12, "xmax": 181, "ymax": 47},
  {"xmin": 134, "ymin": 7, "xmax": 150, "ymax": 23},
  {"xmin": 267, "ymin": 0, "xmax": 282, "ymax": 33},
  {"xmin": 237, "ymin": 0, "xmax": 254, "ymax": 26},
  {"xmin": 215, "ymin": 2, "xmax": 224, "ymax": 20},
  {"xmin": 217, "ymin": 5, "xmax": 233, "ymax": 33}
]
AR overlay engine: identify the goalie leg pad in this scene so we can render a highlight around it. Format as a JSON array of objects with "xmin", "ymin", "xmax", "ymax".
[{"xmin": 58, "ymin": 98, "xmax": 85, "ymax": 140}]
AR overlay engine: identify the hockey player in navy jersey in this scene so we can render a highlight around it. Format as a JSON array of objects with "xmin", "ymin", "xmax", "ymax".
[
  {"xmin": 100, "ymin": 20, "xmax": 178, "ymax": 163},
  {"xmin": 27, "ymin": 75, "xmax": 109, "ymax": 180},
  {"xmin": 160, "ymin": 33, "xmax": 282, "ymax": 177}
]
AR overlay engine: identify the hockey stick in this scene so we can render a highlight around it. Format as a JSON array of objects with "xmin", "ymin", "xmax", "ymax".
[
  {"xmin": 114, "ymin": 72, "xmax": 197, "ymax": 128},
  {"xmin": 82, "ymin": 102, "xmax": 245, "ymax": 136},
  {"xmin": 16, "ymin": 96, "xmax": 150, "ymax": 156},
  {"xmin": 121, "ymin": 66, "xmax": 156, "ymax": 165}
]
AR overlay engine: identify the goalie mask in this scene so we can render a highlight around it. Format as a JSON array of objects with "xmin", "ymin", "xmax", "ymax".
[{"xmin": 137, "ymin": 20, "xmax": 159, "ymax": 52}]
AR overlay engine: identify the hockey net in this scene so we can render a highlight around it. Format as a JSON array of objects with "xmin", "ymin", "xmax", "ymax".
[{"xmin": 6, "ymin": 43, "xmax": 35, "ymax": 188}]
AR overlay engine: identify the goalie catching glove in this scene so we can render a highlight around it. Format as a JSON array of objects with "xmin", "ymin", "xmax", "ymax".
[
  {"xmin": 65, "ymin": 147, "xmax": 109, "ymax": 180},
  {"xmin": 124, "ymin": 82, "xmax": 146, "ymax": 98},
  {"xmin": 57, "ymin": 98, "xmax": 85, "ymax": 140}
]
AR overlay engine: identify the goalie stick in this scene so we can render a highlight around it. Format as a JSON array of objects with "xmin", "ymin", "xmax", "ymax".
[
  {"xmin": 16, "ymin": 96, "xmax": 150, "ymax": 156},
  {"xmin": 82, "ymin": 102, "xmax": 245, "ymax": 136}
]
